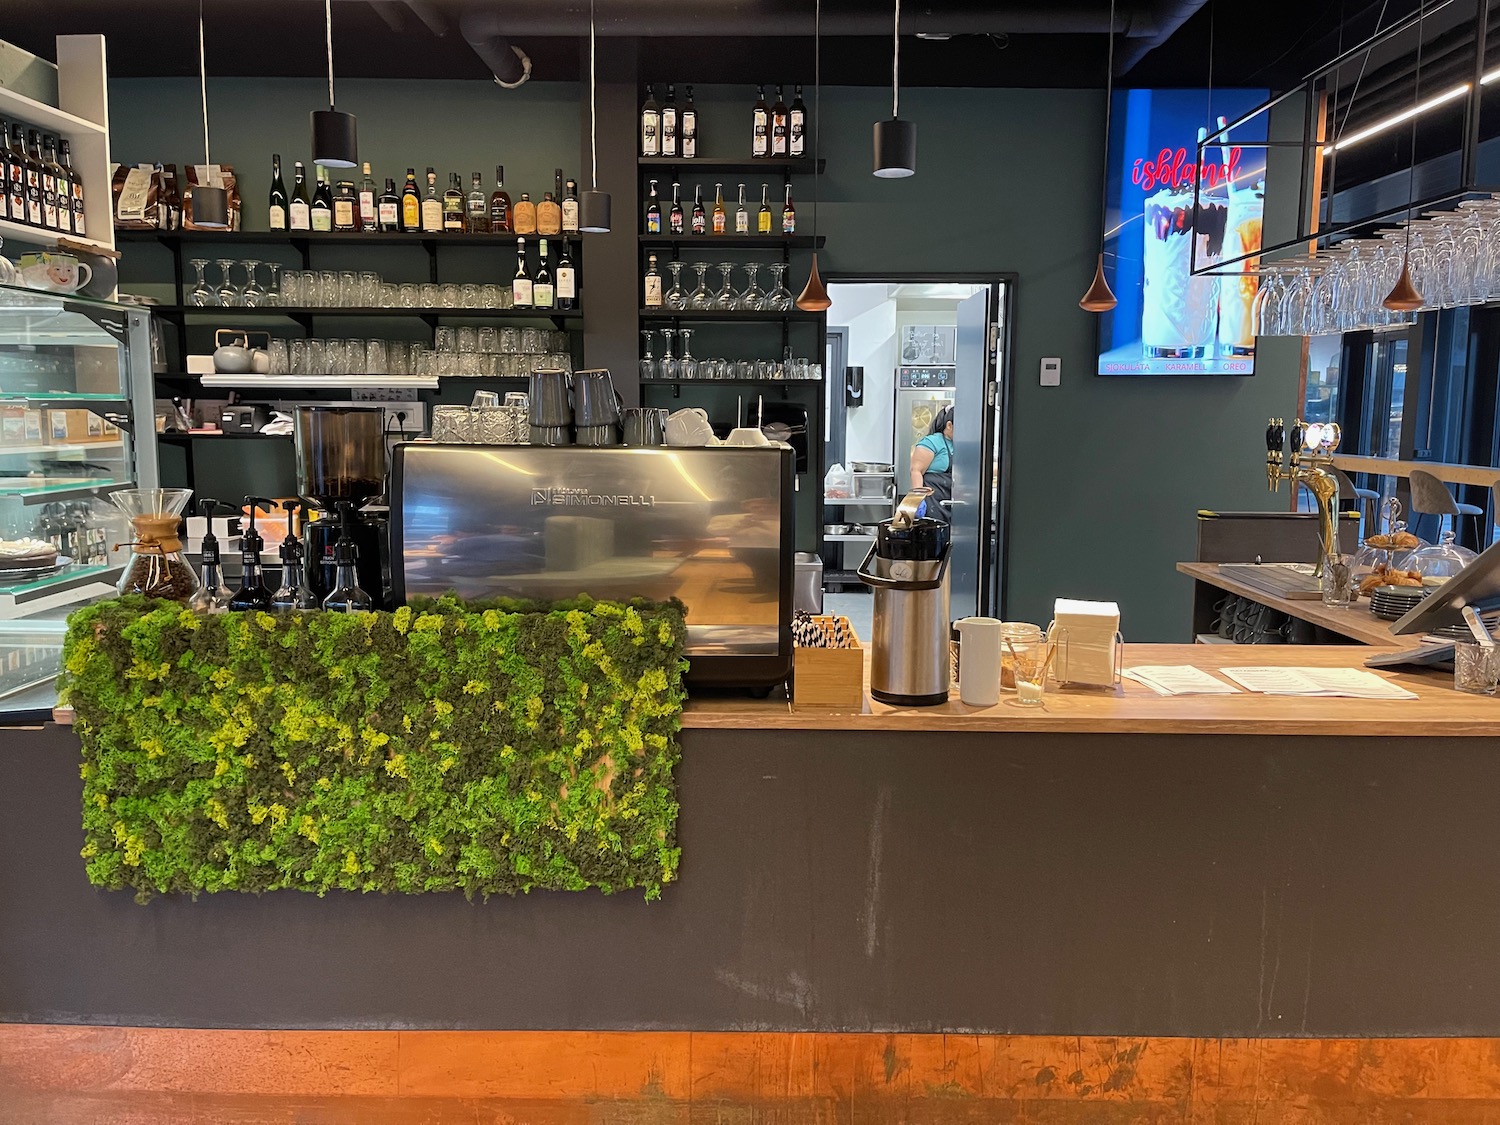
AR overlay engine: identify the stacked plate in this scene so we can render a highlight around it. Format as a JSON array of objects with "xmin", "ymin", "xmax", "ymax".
[{"xmin": 1369, "ymin": 584, "xmax": 1426, "ymax": 621}]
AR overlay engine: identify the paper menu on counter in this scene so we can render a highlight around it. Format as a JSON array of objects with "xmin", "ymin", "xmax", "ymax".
[
  {"xmin": 1220, "ymin": 667, "xmax": 1418, "ymax": 699},
  {"xmin": 1123, "ymin": 666, "xmax": 1241, "ymax": 696}
]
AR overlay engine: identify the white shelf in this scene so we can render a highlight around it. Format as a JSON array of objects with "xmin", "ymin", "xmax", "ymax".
[
  {"xmin": 0, "ymin": 82, "xmax": 106, "ymax": 138},
  {"xmin": 197, "ymin": 374, "xmax": 440, "ymax": 389},
  {"xmin": 0, "ymin": 216, "xmax": 114, "ymax": 257},
  {"xmin": 0, "ymin": 439, "xmax": 124, "ymax": 456}
]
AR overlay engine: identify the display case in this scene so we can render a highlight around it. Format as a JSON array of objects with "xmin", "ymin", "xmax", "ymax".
[{"xmin": 0, "ymin": 281, "xmax": 156, "ymax": 644}]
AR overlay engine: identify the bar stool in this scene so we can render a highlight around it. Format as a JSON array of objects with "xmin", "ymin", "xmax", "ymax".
[
  {"xmin": 1334, "ymin": 469, "xmax": 1380, "ymax": 540},
  {"xmin": 1409, "ymin": 468, "xmax": 1485, "ymax": 546}
]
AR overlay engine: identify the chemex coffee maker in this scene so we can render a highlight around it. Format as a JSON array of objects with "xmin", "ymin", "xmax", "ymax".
[{"xmin": 295, "ymin": 406, "xmax": 389, "ymax": 608}]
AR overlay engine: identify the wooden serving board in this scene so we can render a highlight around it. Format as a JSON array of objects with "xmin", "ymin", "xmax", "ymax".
[{"xmin": 1217, "ymin": 562, "xmax": 1323, "ymax": 601}]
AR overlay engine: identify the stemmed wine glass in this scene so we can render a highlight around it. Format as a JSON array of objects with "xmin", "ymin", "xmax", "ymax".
[
  {"xmin": 678, "ymin": 329, "xmax": 698, "ymax": 380},
  {"xmin": 714, "ymin": 263, "xmax": 737, "ymax": 311},
  {"xmin": 639, "ymin": 330, "xmax": 656, "ymax": 382},
  {"xmin": 188, "ymin": 259, "xmax": 216, "ymax": 307},
  {"xmin": 214, "ymin": 258, "xmax": 240, "ymax": 307},
  {"xmin": 659, "ymin": 329, "xmax": 679, "ymax": 380},
  {"xmin": 765, "ymin": 263, "xmax": 793, "ymax": 311},
  {"xmin": 665, "ymin": 261, "xmax": 688, "ymax": 311},
  {"xmin": 739, "ymin": 263, "xmax": 765, "ymax": 311},
  {"xmin": 264, "ymin": 262, "xmax": 282, "ymax": 307},
  {"xmin": 688, "ymin": 263, "xmax": 713, "ymax": 310},
  {"xmin": 241, "ymin": 260, "xmax": 267, "ymax": 308}
]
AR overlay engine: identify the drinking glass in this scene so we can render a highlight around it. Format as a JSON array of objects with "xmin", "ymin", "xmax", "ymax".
[
  {"xmin": 319, "ymin": 271, "xmax": 338, "ymax": 307},
  {"xmin": 714, "ymin": 263, "xmax": 737, "ymax": 310},
  {"xmin": 1454, "ymin": 641, "xmax": 1500, "ymax": 695},
  {"xmin": 267, "ymin": 339, "xmax": 289, "ymax": 375},
  {"xmin": 379, "ymin": 283, "xmax": 398, "ymax": 308},
  {"xmin": 521, "ymin": 327, "xmax": 542, "ymax": 353},
  {"xmin": 678, "ymin": 328, "xmax": 698, "ymax": 380},
  {"xmin": 740, "ymin": 263, "xmax": 765, "ymax": 311},
  {"xmin": 339, "ymin": 271, "xmax": 360, "ymax": 308},
  {"xmin": 215, "ymin": 258, "xmax": 239, "ymax": 306},
  {"xmin": 478, "ymin": 327, "xmax": 499, "ymax": 353},
  {"xmin": 665, "ymin": 261, "xmax": 688, "ymax": 310},
  {"xmin": 399, "ymin": 284, "xmax": 419, "ymax": 308},
  {"xmin": 500, "ymin": 327, "xmax": 521, "ymax": 354},
  {"xmin": 441, "ymin": 284, "xmax": 461, "ymax": 308},
  {"xmin": 388, "ymin": 342, "xmax": 410, "ymax": 377},
  {"xmin": 435, "ymin": 327, "xmax": 457, "ymax": 354},
  {"xmin": 659, "ymin": 329, "xmax": 679, "ymax": 380},
  {"xmin": 265, "ymin": 262, "xmax": 283, "ymax": 307},
  {"xmin": 482, "ymin": 284, "xmax": 503, "ymax": 308},
  {"xmin": 462, "ymin": 284, "xmax": 481, "ymax": 308},
  {"xmin": 188, "ymin": 259, "xmax": 215, "ymax": 306},
  {"xmin": 1008, "ymin": 640, "xmax": 1050, "ymax": 706},
  {"xmin": 458, "ymin": 327, "xmax": 479, "ymax": 353},
  {"xmin": 1321, "ymin": 554, "xmax": 1353, "ymax": 608},
  {"xmin": 241, "ymin": 260, "xmax": 267, "ymax": 308},
  {"xmin": 365, "ymin": 339, "xmax": 388, "ymax": 376},
  {"xmin": 307, "ymin": 339, "xmax": 327, "ymax": 376},
  {"xmin": 360, "ymin": 272, "xmax": 381, "ymax": 306},
  {"xmin": 640, "ymin": 330, "xmax": 656, "ymax": 382},
  {"xmin": 689, "ymin": 263, "xmax": 713, "ymax": 310},
  {"xmin": 421, "ymin": 283, "xmax": 441, "ymax": 307},
  {"xmin": 290, "ymin": 339, "xmax": 311, "ymax": 376},
  {"xmin": 766, "ymin": 263, "xmax": 793, "ymax": 311}
]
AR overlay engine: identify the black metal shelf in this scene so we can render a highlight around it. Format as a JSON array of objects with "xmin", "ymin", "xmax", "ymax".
[
  {"xmin": 641, "ymin": 378, "xmax": 823, "ymax": 386},
  {"xmin": 153, "ymin": 305, "xmax": 583, "ymax": 321},
  {"xmin": 638, "ymin": 157, "xmax": 825, "ymax": 174},
  {"xmin": 116, "ymin": 229, "xmax": 583, "ymax": 248},
  {"xmin": 638, "ymin": 234, "xmax": 824, "ymax": 248},
  {"xmin": 638, "ymin": 308, "xmax": 823, "ymax": 321}
]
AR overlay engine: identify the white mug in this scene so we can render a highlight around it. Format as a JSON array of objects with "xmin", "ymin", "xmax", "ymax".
[
  {"xmin": 16, "ymin": 253, "xmax": 92, "ymax": 294},
  {"xmin": 665, "ymin": 407, "xmax": 716, "ymax": 447},
  {"xmin": 956, "ymin": 616, "xmax": 1004, "ymax": 707}
]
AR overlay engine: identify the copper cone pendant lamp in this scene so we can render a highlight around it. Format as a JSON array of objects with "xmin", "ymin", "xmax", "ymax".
[
  {"xmin": 1381, "ymin": 5, "xmax": 1427, "ymax": 312},
  {"xmin": 1079, "ymin": 0, "xmax": 1117, "ymax": 312},
  {"xmin": 797, "ymin": 0, "xmax": 831, "ymax": 311},
  {"xmin": 1383, "ymin": 258, "xmax": 1423, "ymax": 311}
]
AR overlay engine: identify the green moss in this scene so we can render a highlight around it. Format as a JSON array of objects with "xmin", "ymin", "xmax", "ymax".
[{"xmin": 62, "ymin": 595, "xmax": 687, "ymax": 902}]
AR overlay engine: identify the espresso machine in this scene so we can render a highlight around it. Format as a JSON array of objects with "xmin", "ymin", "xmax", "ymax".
[{"xmin": 295, "ymin": 407, "xmax": 389, "ymax": 608}]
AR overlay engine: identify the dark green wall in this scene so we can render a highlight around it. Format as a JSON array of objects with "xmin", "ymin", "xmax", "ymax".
[{"xmin": 109, "ymin": 77, "xmax": 1304, "ymax": 640}]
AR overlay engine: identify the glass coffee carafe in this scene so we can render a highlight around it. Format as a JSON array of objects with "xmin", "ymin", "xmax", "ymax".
[{"xmin": 109, "ymin": 488, "xmax": 199, "ymax": 603}]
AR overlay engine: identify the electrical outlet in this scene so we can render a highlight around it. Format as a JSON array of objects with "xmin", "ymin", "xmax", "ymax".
[{"xmin": 1040, "ymin": 357, "xmax": 1061, "ymax": 386}]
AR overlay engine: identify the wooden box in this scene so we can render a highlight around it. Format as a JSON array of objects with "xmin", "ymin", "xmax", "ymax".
[{"xmin": 793, "ymin": 615, "xmax": 865, "ymax": 709}]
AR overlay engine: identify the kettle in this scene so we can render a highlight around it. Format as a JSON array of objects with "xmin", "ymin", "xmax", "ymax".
[
  {"xmin": 213, "ymin": 329, "xmax": 271, "ymax": 374},
  {"xmin": 858, "ymin": 488, "xmax": 952, "ymax": 706}
]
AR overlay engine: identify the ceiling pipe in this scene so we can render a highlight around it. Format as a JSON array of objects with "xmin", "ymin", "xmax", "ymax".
[
  {"xmin": 1114, "ymin": 0, "xmax": 1207, "ymax": 72},
  {"xmin": 458, "ymin": 8, "xmax": 533, "ymax": 87},
  {"xmin": 402, "ymin": 0, "xmax": 452, "ymax": 38}
]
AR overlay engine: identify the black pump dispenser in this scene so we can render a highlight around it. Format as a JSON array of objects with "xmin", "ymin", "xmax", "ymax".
[
  {"xmin": 322, "ymin": 501, "xmax": 373, "ymax": 613},
  {"xmin": 228, "ymin": 497, "xmax": 274, "ymax": 612},
  {"xmin": 270, "ymin": 499, "xmax": 316, "ymax": 611},
  {"xmin": 189, "ymin": 498, "xmax": 234, "ymax": 614}
]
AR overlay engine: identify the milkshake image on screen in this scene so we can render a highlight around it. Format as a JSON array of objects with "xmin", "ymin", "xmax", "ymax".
[
  {"xmin": 1218, "ymin": 181, "xmax": 1264, "ymax": 356},
  {"xmin": 1142, "ymin": 185, "xmax": 1227, "ymax": 359}
]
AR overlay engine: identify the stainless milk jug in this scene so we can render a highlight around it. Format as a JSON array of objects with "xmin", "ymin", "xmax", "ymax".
[{"xmin": 858, "ymin": 489, "xmax": 951, "ymax": 705}]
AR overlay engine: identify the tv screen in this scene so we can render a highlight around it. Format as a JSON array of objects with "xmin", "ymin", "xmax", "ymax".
[{"xmin": 1096, "ymin": 88, "xmax": 1270, "ymax": 376}]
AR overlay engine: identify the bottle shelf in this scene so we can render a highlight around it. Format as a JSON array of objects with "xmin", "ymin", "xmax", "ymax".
[
  {"xmin": 642, "ymin": 377, "xmax": 823, "ymax": 386},
  {"xmin": 0, "ymin": 562, "xmax": 122, "ymax": 605},
  {"xmin": 0, "ymin": 217, "xmax": 115, "ymax": 257},
  {"xmin": 153, "ymin": 305, "xmax": 583, "ymax": 322},
  {"xmin": 639, "ymin": 234, "xmax": 824, "ymax": 248},
  {"xmin": 638, "ymin": 157, "xmax": 825, "ymax": 174},
  {"xmin": 638, "ymin": 309, "xmax": 823, "ymax": 321},
  {"xmin": 0, "ymin": 477, "xmax": 130, "ymax": 503},
  {"xmin": 195, "ymin": 374, "xmax": 440, "ymax": 389},
  {"xmin": 0, "ymin": 85, "xmax": 107, "ymax": 139},
  {"xmin": 115, "ymin": 230, "xmax": 584, "ymax": 248}
]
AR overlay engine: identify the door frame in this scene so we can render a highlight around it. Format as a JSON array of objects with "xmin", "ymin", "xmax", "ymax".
[{"xmin": 825, "ymin": 271, "xmax": 1018, "ymax": 617}]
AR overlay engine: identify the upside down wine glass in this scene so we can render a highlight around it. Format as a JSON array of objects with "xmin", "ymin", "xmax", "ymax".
[
  {"xmin": 188, "ymin": 259, "xmax": 215, "ymax": 307},
  {"xmin": 766, "ymin": 263, "xmax": 793, "ymax": 311},
  {"xmin": 640, "ymin": 329, "xmax": 656, "ymax": 382},
  {"xmin": 214, "ymin": 258, "xmax": 239, "ymax": 307},
  {"xmin": 659, "ymin": 328, "xmax": 679, "ymax": 380},
  {"xmin": 688, "ymin": 263, "xmax": 713, "ymax": 310},
  {"xmin": 714, "ymin": 262, "xmax": 737, "ymax": 311},
  {"xmin": 665, "ymin": 261, "xmax": 688, "ymax": 311},
  {"xmin": 678, "ymin": 328, "xmax": 698, "ymax": 380}
]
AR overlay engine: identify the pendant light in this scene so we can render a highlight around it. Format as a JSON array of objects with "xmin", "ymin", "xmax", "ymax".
[
  {"xmin": 873, "ymin": 0, "xmax": 916, "ymax": 177},
  {"xmin": 192, "ymin": 0, "xmax": 228, "ymax": 229},
  {"xmin": 1382, "ymin": 2, "xmax": 1427, "ymax": 312},
  {"xmin": 579, "ymin": 0, "xmax": 612, "ymax": 233},
  {"xmin": 796, "ymin": 0, "xmax": 831, "ymax": 310},
  {"xmin": 1079, "ymin": 0, "xmax": 1118, "ymax": 312},
  {"xmin": 311, "ymin": 0, "xmax": 358, "ymax": 168}
]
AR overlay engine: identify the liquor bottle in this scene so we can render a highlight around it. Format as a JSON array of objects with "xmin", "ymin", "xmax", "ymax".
[
  {"xmin": 644, "ymin": 178, "xmax": 661, "ymax": 234},
  {"xmin": 782, "ymin": 183, "xmax": 796, "ymax": 234},
  {"xmin": 377, "ymin": 178, "xmax": 400, "ymax": 231},
  {"xmin": 641, "ymin": 84, "xmax": 661, "ymax": 157},
  {"xmin": 712, "ymin": 182, "xmax": 726, "ymax": 234},
  {"xmin": 0, "ymin": 119, "xmax": 11, "ymax": 224},
  {"xmin": 467, "ymin": 172, "xmax": 489, "ymax": 233},
  {"xmin": 691, "ymin": 184, "xmax": 706, "ymax": 234},
  {"xmin": 556, "ymin": 239, "xmax": 577, "ymax": 310},
  {"xmin": 333, "ymin": 180, "xmax": 357, "ymax": 232},
  {"xmin": 400, "ymin": 167, "xmax": 420, "ymax": 231},
  {"xmin": 537, "ymin": 190, "xmax": 562, "ymax": 235},
  {"xmin": 489, "ymin": 165, "xmax": 512, "ymax": 232},
  {"xmin": 443, "ymin": 172, "xmax": 466, "ymax": 232},
  {"xmin": 735, "ymin": 184, "xmax": 749, "ymax": 234},
  {"xmin": 421, "ymin": 168, "xmax": 442, "ymax": 233},
  {"xmin": 771, "ymin": 85, "xmax": 789, "ymax": 157},
  {"xmin": 289, "ymin": 161, "xmax": 311, "ymax": 230},
  {"xmin": 789, "ymin": 85, "xmax": 807, "ymax": 157},
  {"xmin": 562, "ymin": 178, "xmax": 580, "ymax": 233},
  {"xmin": 644, "ymin": 253, "xmax": 663, "ymax": 308},
  {"xmin": 513, "ymin": 191, "xmax": 537, "ymax": 234},
  {"xmin": 41, "ymin": 134, "xmax": 65, "ymax": 232},
  {"xmin": 23, "ymin": 130, "xmax": 44, "ymax": 227},
  {"xmin": 311, "ymin": 167, "xmax": 333, "ymax": 232},
  {"xmin": 534, "ymin": 237, "xmax": 555, "ymax": 309},
  {"xmin": 59, "ymin": 140, "xmax": 84, "ymax": 237},
  {"xmin": 267, "ymin": 154, "xmax": 289, "ymax": 230},
  {"xmin": 668, "ymin": 182, "xmax": 684, "ymax": 235},
  {"xmin": 511, "ymin": 237, "xmax": 533, "ymax": 308},
  {"xmin": 752, "ymin": 85, "xmax": 769, "ymax": 158},
  {"xmin": 2, "ymin": 122, "xmax": 24, "ymax": 225},
  {"xmin": 758, "ymin": 183, "xmax": 772, "ymax": 234},
  {"xmin": 682, "ymin": 85, "xmax": 698, "ymax": 159},
  {"xmin": 358, "ymin": 162, "xmax": 377, "ymax": 231},
  {"xmin": 662, "ymin": 83, "xmax": 679, "ymax": 158}
]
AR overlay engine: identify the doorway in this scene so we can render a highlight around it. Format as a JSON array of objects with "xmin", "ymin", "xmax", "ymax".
[{"xmin": 820, "ymin": 276, "xmax": 1014, "ymax": 635}]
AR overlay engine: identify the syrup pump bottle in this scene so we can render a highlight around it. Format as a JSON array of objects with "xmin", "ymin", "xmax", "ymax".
[
  {"xmin": 227, "ymin": 497, "xmax": 274, "ymax": 612},
  {"xmin": 321, "ymin": 501, "xmax": 373, "ymax": 613},
  {"xmin": 189, "ymin": 498, "xmax": 234, "ymax": 614},
  {"xmin": 269, "ymin": 499, "xmax": 316, "ymax": 611}
]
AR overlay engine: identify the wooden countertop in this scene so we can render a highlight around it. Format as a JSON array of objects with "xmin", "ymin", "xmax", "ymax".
[
  {"xmin": 1178, "ymin": 560, "xmax": 1401, "ymax": 646},
  {"xmin": 1331, "ymin": 455, "xmax": 1500, "ymax": 489},
  {"xmin": 684, "ymin": 644, "xmax": 1494, "ymax": 736}
]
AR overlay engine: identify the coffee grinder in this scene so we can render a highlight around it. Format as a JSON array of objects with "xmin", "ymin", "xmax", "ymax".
[{"xmin": 295, "ymin": 406, "xmax": 388, "ymax": 607}]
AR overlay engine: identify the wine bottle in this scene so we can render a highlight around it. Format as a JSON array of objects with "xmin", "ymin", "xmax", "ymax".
[
  {"xmin": 421, "ymin": 168, "xmax": 442, "ymax": 233},
  {"xmin": 3, "ymin": 122, "xmax": 26, "ymax": 226},
  {"xmin": 534, "ymin": 238, "xmax": 555, "ymax": 309},
  {"xmin": 59, "ymin": 139, "xmax": 84, "ymax": 237},
  {"xmin": 644, "ymin": 253, "xmax": 663, "ymax": 308},
  {"xmin": 289, "ymin": 161, "xmax": 311, "ymax": 231},
  {"xmin": 268, "ymin": 154, "xmax": 289, "ymax": 231},
  {"xmin": 758, "ymin": 183, "xmax": 772, "ymax": 234},
  {"xmin": 443, "ymin": 172, "xmax": 465, "ymax": 232},
  {"xmin": 682, "ymin": 85, "xmax": 698, "ymax": 159},
  {"xmin": 789, "ymin": 85, "xmax": 807, "ymax": 158},
  {"xmin": 712, "ymin": 182, "xmax": 726, "ymax": 234},
  {"xmin": 562, "ymin": 178, "xmax": 580, "ymax": 233},
  {"xmin": 556, "ymin": 240, "xmax": 577, "ymax": 310},
  {"xmin": 662, "ymin": 83, "xmax": 679, "ymax": 158},
  {"xmin": 771, "ymin": 85, "xmax": 789, "ymax": 157},
  {"xmin": 511, "ymin": 238, "xmax": 533, "ymax": 308},
  {"xmin": 644, "ymin": 178, "xmax": 661, "ymax": 235},
  {"xmin": 782, "ymin": 183, "xmax": 796, "ymax": 234},
  {"xmin": 691, "ymin": 184, "xmax": 706, "ymax": 234},
  {"xmin": 669, "ymin": 182, "xmax": 684, "ymax": 235},
  {"xmin": 333, "ymin": 179, "xmax": 357, "ymax": 232},
  {"xmin": 311, "ymin": 167, "xmax": 333, "ymax": 232},
  {"xmin": 358, "ymin": 162, "xmax": 377, "ymax": 231},
  {"xmin": 489, "ymin": 165, "xmax": 512, "ymax": 233},
  {"xmin": 467, "ymin": 172, "xmax": 489, "ymax": 233},
  {"xmin": 400, "ymin": 167, "xmax": 420, "ymax": 232},
  {"xmin": 735, "ymin": 184, "xmax": 749, "ymax": 234},
  {"xmin": 752, "ymin": 85, "xmax": 769, "ymax": 158},
  {"xmin": 377, "ymin": 178, "xmax": 400, "ymax": 232},
  {"xmin": 641, "ymin": 84, "xmax": 661, "ymax": 157},
  {"xmin": 512, "ymin": 191, "xmax": 537, "ymax": 234}
]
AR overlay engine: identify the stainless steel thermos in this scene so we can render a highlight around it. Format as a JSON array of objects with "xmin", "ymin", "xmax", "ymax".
[{"xmin": 858, "ymin": 489, "xmax": 952, "ymax": 705}]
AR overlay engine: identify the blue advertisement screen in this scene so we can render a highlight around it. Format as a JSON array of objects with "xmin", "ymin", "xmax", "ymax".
[{"xmin": 1097, "ymin": 88, "xmax": 1269, "ymax": 376}]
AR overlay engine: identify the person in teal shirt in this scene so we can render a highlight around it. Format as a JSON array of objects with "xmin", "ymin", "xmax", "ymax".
[{"xmin": 908, "ymin": 406, "xmax": 953, "ymax": 524}]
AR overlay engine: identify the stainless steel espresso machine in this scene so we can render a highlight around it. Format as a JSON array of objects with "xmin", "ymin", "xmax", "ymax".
[
  {"xmin": 295, "ymin": 407, "xmax": 389, "ymax": 608},
  {"xmin": 391, "ymin": 444, "xmax": 795, "ymax": 688}
]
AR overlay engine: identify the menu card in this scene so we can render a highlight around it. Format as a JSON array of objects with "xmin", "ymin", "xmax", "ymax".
[
  {"xmin": 1124, "ymin": 666, "xmax": 1240, "ymax": 696},
  {"xmin": 1220, "ymin": 667, "xmax": 1418, "ymax": 700}
]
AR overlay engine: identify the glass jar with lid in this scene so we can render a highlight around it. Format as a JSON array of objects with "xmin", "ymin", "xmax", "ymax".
[
  {"xmin": 998, "ymin": 622, "xmax": 1044, "ymax": 692},
  {"xmin": 1410, "ymin": 530, "xmax": 1476, "ymax": 588}
]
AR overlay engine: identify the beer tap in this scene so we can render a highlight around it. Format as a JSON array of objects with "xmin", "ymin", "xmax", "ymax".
[{"xmin": 1264, "ymin": 417, "xmax": 1342, "ymax": 577}]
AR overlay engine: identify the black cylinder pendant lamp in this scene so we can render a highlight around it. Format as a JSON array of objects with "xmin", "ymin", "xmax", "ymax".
[
  {"xmin": 311, "ymin": 0, "xmax": 358, "ymax": 168},
  {"xmin": 579, "ymin": 0, "xmax": 612, "ymax": 233},
  {"xmin": 193, "ymin": 0, "xmax": 229, "ymax": 229},
  {"xmin": 873, "ymin": 0, "xmax": 916, "ymax": 178}
]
